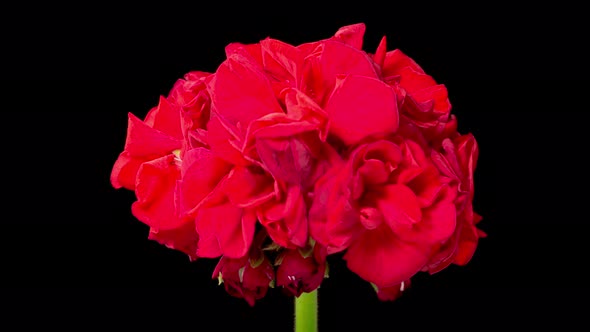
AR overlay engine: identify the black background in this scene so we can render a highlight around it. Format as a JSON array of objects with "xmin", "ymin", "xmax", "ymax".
[{"xmin": 2, "ymin": 3, "xmax": 588, "ymax": 331}]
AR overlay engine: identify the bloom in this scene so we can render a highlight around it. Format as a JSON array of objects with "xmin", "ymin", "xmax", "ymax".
[
  {"xmin": 111, "ymin": 22, "xmax": 483, "ymax": 304},
  {"xmin": 276, "ymin": 243, "xmax": 327, "ymax": 297},
  {"xmin": 310, "ymin": 137, "xmax": 457, "ymax": 288},
  {"xmin": 213, "ymin": 253, "xmax": 275, "ymax": 306}
]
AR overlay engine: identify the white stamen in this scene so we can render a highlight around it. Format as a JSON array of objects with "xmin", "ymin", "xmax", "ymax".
[{"xmin": 400, "ymin": 281, "xmax": 405, "ymax": 292}]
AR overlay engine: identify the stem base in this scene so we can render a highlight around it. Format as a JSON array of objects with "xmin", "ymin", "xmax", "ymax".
[{"xmin": 295, "ymin": 290, "xmax": 318, "ymax": 332}]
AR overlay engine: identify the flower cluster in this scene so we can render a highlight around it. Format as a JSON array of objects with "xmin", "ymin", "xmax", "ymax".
[{"xmin": 111, "ymin": 23, "xmax": 484, "ymax": 305}]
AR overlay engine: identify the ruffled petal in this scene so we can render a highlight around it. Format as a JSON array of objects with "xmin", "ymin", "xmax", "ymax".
[
  {"xmin": 256, "ymin": 136, "xmax": 314, "ymax": 186},
  {"xmin": 310, "ymin": 169, "xmax": 362, "ymax": 253},
  {"xmin": 382, "ymin": 49, "xmax": 425, "ymax": 78},
  {"xmin": 224, "ymin": 166, "xmax": 275, "ymax": 208},
  {"xmin": 144, "ymin": 96, "xmax": 183, "ymax": 140},
  {"xmin": 148, "ymin": 220, "xmax": 199, "ymax": 261},
  {"xmin": 397, "ymin": 66, "xmax": 437, "ymax": 93},
  {"xmin": 110, "ymin": 151, "xmax": 145, "ymax": 190},
  {"xmin": 260, "ymin": 38, "xmax": 304, "ymax": 84},
  {"xmin": 206, "ymin": 114, "xmax": 250, "ymax": 166},
  {"xmin": 124, "ymin": 113, "xmax": 181, "ymax": 158},
  {"xmin": 258, "ymin": 185, "xmax": 308, "ymax": 248},
  {"xmin": 208, "ymin": 53, "xmax": 282, "ymax": 128},
  {"xmin": 225, "ymin": 42, "xmax": 263, "ymax": 66},
  {"xmin": 325, "ymin": 75, "xmax": 398, "ymax": 145},
  {"xmin": 377, "ymin": 184, "xmax": 422, "ymax": 234},
  {"xmin": 178, "ymin": 147, "xmax": 232, "ymax": 217},
  {"xmin": 301, "ymin": 40, "xmax": 379, "ymax": 106},
  {"xmin": 373, "ymin": 36, "xmax": 387, "ymax": 70},
  {"xmin": 195, "ymin": 202, "xmax": 256, "ymax": 259},
  {"xmin": 344, "ymin": 224, "xmax": 429, "ymax": 287},
  {"xmin": 131, "ymin": 155, "xmax": 183, "ymax": 230},
  {"xmin": 332, "ymin": 23, "xmax": 366, "ymax": 50}
]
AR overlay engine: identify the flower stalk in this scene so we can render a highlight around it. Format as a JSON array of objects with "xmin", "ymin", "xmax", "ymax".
[{"xmin": 295, "ymin": 289, "xmax": 318, "ymax": 332}]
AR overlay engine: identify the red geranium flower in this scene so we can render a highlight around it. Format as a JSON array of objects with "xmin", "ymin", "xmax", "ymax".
[{"xmin": 111, "ymin": 22, "xmax": 484, "ymax": 306}]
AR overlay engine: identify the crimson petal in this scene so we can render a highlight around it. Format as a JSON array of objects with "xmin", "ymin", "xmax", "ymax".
[
  {"xmin": 344, "ymin": 224, "xmax": 429, "ymax": 287},
  {"xmin": 325, "ymin": 75, "xmax": 398, "ymax": 145},
  {"xmin": 124, "ymin": 113, "xmax": 181, "ymax": 158},
  {"xmin": 144, "ymin": 96, "xmax": 183, "ymax": 140},
  {"xmin": 131, "ymin": 155, "xmax": 183, "ymax": 230},
  {"xmin": 208, "ymin": 53, "xmax": 282, "ymax": 128},
  {"xmin": 195, "ymin": 203, "xmax": 256, "ymax": 259}
]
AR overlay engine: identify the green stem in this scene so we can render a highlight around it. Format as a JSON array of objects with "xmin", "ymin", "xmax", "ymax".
[{"xmin": 295, "ymin": 289, "xmax": 318, "ymax": 332}]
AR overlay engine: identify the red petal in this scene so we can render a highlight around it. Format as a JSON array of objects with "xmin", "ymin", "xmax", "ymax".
[
  {"xmin": 241, "ymin": 256, "xmax": 275, "ymax": 304},
  {"xmin": 249, "ymin": 113, "xmax": 318, "ymax": 139},
  {"xmin": 296, "ymin": 40, "xmax": 322, "ymax": 57},
  {"xmin": 209, "ymin": 53, "xmax": 282, "ymax": 128},
  {"xmin": 260, "ymin": 38, "xmax": 304, "ymax": 84},
  {"xmin": 344, "ymin": 225, "xmax": 429, "ymax": 287},
  {"xmin": 124, "ymin": 113, "xmax": 181, "ymax": 157},
  {"xmin": 358, "ymin": 159, "xmax": 390, "ymax": 185},
  {"xmin": 282, "ymin": 88, "xmax": 327, "ymax": 121},
  {"xmin": 454, "ymin": 208, "xmax": 483, "ymax": 265},
  {"xmin": 411, "ymin": 84, "xmax": 451, "ymax": 115},
  {"xmin": 207, "ymin": 115, "xmax": 250, "ymax": 166},
  {"xmin": 319, "ymin": 40, "xmax": 378, "ymax": 80},
  {"xmin": 375, "ymin": 280, "xmax": 410, "ymax": 301},
  {"xmin": 131, "ymin": 155, "xmax": 183, "ymax": 230},
  {"xmin": 382, "ymin": 49, "xmax": 425, "ymax": 78},
  {"xmin": 373, "ymin": 36, "xmax": 387, "ymax": 70},
  {"xmin": 395, "ymin": 139, "xmax": 428, "ymax": 184},
  {"xmin": 418, "ymin": 187, "xmax": 457, "ymax": 244},
  {"xmin": 309, "ymin": 167, "xmax": 360, "ymax": 253},
  {"xmin": 258, "ymin": 186, "xmax": 308, "ymax": 248},
  {"xmin": 178, "ymin": 147, "xmax": 232, "ymax": 217},
  {"xmin": 354, "ymin": 139, "xmax": 403, "ymax": 167},
  {"xmin": 282, "ymin": 88, "xmax": 329, "ymax": 140},
  {"xmin": 455, "ymin": 133, "xmax": 479, "ymax": 195},
  {"xmin": 454, "ymin": 224, "xmax": 480, "ymax": 266},
  {"xmin": 224, "ymin": 42, "xmax": 263, "ymax": 66},
  {"xmin": 353, "ymin": 140, "xmax": 403, "ymax": 186},
  {"xmin": 359, "ymin": 207, "xmax": 384, "ymax": 230},
  {"xmin": 144, "ymin": 96, "xmax": 183, "ymax": 140},
  {"xmin": 332, "ymin": 23, "xmax": 366, "ymax": 49},
  {"xmin": 282, "ymin": 185, "xmax": 308, "ymax": 247},
  {"xmin": 325, "ymin": 75, "xmax": 398, "ymax": 145},
  {"xmin": 301, "ymin": 40, "xmax": 379, "ymax": 106},
  {"xmin": 224, "ymin": 166, "xmax": 275, "ymax": 208},
  {"xmin": 110, "ymin": 151, "xmax": 145, "ymax": 190},
  {"xmin": 397, "ymin": 66, "xmax": 437, "ymax": 93},
  {"xmin": 377, "ymin": 184, "xmax": 422, "ymax": 234},
  {"xmin": 256, "ymin": 137, "xmax": 315, "ymax": 186},
  {"xmin": 195, "ymin": 203, "xmax": 256, "ymax": 259},
  {"xmin": 167, "ymin": 71, "xmax": 211, "ymax": 108},
  {"xmin": 407, "ymin": 165, "xmax": 444, "ymax": 208},
  {"xmin": 148, "ymin": 220, "xmax": 199, "ymax": 261}
]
